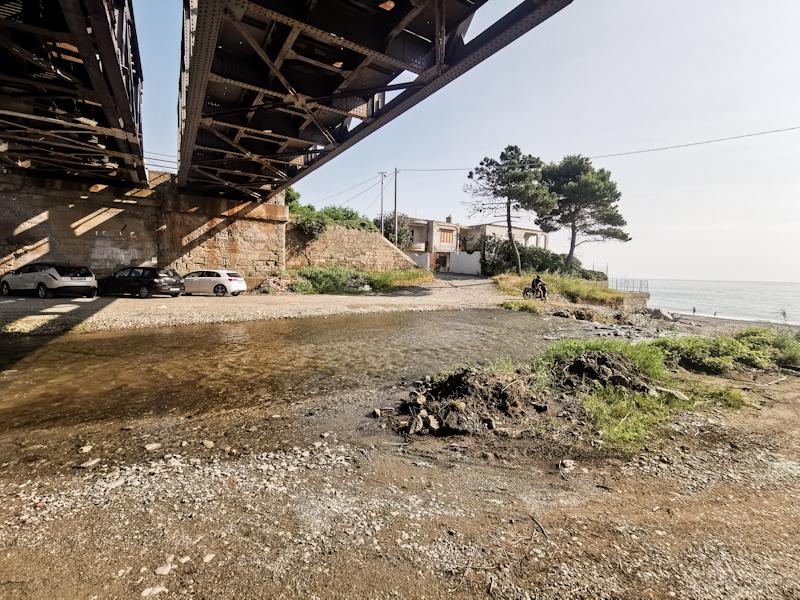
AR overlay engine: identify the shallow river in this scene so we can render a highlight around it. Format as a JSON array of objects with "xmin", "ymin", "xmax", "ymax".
[{"xmin": 0, "ymin": 309, "xmax": 589, "ymax": 430}]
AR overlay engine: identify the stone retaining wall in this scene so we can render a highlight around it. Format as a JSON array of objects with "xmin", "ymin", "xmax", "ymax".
[{"xmin": 285, "ymin": 223, "xmax": 417, "ymax": 272}]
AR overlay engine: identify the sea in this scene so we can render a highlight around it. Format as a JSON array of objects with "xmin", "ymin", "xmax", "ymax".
[{"xmin": 643, "ymin": 279, "xmax": 800, "ymax": 326}]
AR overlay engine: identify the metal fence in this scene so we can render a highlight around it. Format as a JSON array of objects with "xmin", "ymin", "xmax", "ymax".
[{"xmin": 609, "ymin": 277, "xmax": 649, "ymax": 293}]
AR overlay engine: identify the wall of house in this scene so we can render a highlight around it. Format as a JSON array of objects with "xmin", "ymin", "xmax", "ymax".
[
  {"xmin": 285, "ymin": 223, "xmax": 418, "ymax": 272},
  {"xmin": 450, "ymin": 251, "xmax": 481, "ymax": 276},
  {"xmin": 0, "ymin": 173, "xmax": 287, "ymax": 278}
]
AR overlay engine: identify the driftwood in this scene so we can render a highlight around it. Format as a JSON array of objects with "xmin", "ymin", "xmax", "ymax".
[{"xmin": 754, "ymin": 376, "xmax": 787, "ymax": 387}]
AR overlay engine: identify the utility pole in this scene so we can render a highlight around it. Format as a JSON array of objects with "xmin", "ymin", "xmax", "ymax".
[
  {"xmin": 394, "ymin": 167, "xmax": 398, "ymax": 245},
  {"xmin": 379, "ymin": 172, "xmax": 386, "ymax": 236}
]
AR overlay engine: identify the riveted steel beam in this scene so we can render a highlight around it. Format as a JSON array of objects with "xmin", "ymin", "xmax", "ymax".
[{"xmin": 245, "ymin": 2, "xmax": 425, "ymax": 75}]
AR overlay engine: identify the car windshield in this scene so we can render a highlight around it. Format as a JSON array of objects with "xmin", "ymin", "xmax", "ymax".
[
  {"xmin": 226, "ymin": 272, "xmax": 242, "ymax": 278},
  {"xmin": 54, "ymin": 266, "xmax": 91, "ymax": 277},
  {"xmin": 157, "ymin": 269, "xmax": 180, "ymax": 277}
]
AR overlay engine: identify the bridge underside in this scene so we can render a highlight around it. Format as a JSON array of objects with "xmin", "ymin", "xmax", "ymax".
[
  {"xmin": 178, "ymin": 0, "xmax": 572, "ymax": 201},
  {"xmin": 0, "ymin": 0, "xmax": 146, "ymax": 186}
]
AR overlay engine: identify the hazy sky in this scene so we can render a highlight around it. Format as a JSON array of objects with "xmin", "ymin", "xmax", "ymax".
[{"xmin": 133, "ymin": 0, "xmax": 800, "ymax": 283}]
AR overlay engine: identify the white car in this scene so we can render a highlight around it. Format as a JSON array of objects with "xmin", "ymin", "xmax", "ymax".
[
  {"xmin": 1, "ymin": 263, "xmax": 97, "ymax": 298},
  {"xmin": 183, "ymin": 269, "xmax": 247, "ymax": 296}
]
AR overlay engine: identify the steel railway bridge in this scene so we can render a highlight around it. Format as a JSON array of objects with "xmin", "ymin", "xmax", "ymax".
[{"xmin": 0, "ymin": 0, "xmax": 572, "ymax": 198}]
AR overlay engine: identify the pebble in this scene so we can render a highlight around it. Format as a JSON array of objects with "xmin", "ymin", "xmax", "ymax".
[
  {"xmin": 80, "ymin": 458, "xmax": 100, "ymax": 468},
  {"xmin": 79, "ymin": 445, "xmax": 93, "ymax": 453},
  {"xmin": 141, "ymin": 587, "xmax": 168, "ymax": 597},
  {"xmin": 155, "ymin": 564, "xmax": 171, "ymax": 576},
  {"xmin": 202, "ymin": 440, "xmax": 214, "ymax": 449},
  {"xmin": 203, "ymin": 553, "xmax": 216, "ymax": 563},
  {"xmin": 145, "ymin": 443, "xmax": 161, "ymax": 451}
]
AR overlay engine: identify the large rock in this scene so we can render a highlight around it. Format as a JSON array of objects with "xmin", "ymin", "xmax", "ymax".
[{"xmin": 651, "ymin": 308, "xmax": 677, "ymax": 321}]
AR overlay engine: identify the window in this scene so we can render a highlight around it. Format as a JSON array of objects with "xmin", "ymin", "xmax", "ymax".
[
  {"xmin": 440, "ymin": 230, "xmax": 453, "ymax": 244},
  {"xmin": 114, "ymin": 268, "xmax": 131, "ymax": 278},
  {"xmin": 185, "ymin": 272, "xmax": 201, "ymax": 278},
  {"xmin": 226, "ymin": 272, "xmax": 242, "ymax": 278}
]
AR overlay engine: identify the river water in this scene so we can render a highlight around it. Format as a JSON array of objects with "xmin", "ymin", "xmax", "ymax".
[{"xmin": 0, "ymin": 310, "xmax": 590, "ymax": 430}]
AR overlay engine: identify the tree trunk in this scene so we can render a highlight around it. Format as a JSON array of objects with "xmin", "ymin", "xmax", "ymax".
[
  {"xmin": 507, "ymin": 199, "xmax": 522, "ymax": 277},
  {"xmin": 564, "ymin": 221, "xmax": 577, "ymax": 269}
]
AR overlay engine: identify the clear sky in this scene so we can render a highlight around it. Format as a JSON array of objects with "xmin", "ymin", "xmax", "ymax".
[{"xmin": 132, "ymin": 0, "xmax": 800, "ymax": 283}]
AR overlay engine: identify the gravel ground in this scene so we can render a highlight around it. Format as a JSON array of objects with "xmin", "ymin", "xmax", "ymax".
[{"xmin": 0, "ymin": 276, "xmax": 510, "ymax": 336}]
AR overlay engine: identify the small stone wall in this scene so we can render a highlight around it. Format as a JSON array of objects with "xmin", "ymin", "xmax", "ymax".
[
  {"xmin": 285, "ymin": 223, "xmax": 418, "ymax": 272},
  {"xmin": 622, "ymin": 292, "xmax": 650, "ymax": 311}
]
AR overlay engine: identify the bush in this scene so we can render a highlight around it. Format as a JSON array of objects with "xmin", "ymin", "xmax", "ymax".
[
  {"xmin": 283, "ymin": 267, "xmax": 431, "ymax": 294},
  {"xmin": 478, "ymin": 235, "xmax": 608, "ymax": 280},
  {"xmin": 288, "ymin": 278, "xmax": 314, "ymax": 293},
  {"xmin": 289, "ymin": 202, "xmax": 378, "ymax": 239}
]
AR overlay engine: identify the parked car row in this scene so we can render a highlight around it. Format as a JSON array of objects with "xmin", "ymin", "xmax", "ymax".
[{"xmin": 0, "ymin": 263, "xmax": 248, "ymax": 299}]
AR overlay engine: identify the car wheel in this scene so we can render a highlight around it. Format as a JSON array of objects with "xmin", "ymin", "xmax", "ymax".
[
  {"xmin": 231, "ymin": 292, "xmax": 241, "ymax": 296},
  {"xmin": 1, "ymin": 281, "xmax": 10, "ymax": 296},
  {"xmin": 170, "ymin": 293, "xmax": 181, "ymax": 298},
  {"xmin": 138, "ymin": 285, "xmax": 151, "ymax": 299},
  {"xmin": 86, "ymin": 289, "xmax": 97, "ymax": 298},
  {"xmin": 214, "ymin": 284, "xmax": 227, "ymax": 297},
  {"xmin": 37, "ymin": 283, "xmax": 53, "ymax": 299}
]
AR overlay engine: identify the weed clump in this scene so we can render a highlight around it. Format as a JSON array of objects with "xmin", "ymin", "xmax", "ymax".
[{"xmin": 649, "ymin": 327, "xmax": 799, "ymax": 375}]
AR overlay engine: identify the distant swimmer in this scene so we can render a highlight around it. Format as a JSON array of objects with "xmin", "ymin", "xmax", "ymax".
[
  {"xmin": 693, "ymin": 307, "xmax": 696, "ymax": 315},
  {"xmin": 714, "ymin": 312, "xmax": 718, "ymax": 316}
]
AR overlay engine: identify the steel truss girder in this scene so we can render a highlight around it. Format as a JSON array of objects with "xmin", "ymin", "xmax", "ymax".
[{"xmin": 178, "ymin": 0, "xmax": 572, "ymax": 198}]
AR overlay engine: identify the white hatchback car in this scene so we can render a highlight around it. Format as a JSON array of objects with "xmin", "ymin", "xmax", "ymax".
[
  {"xmin": 183, "ymin": 270, "xmax": 247, "ymax": 296},
  {"xmin": 1, "ymin": 263, "xmax": 97, "ymax": 298}
]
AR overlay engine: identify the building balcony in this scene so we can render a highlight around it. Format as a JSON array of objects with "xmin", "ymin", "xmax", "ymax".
[{"xmin": 407, "ymin": 242, "xmax": 427, "ymax": 252}]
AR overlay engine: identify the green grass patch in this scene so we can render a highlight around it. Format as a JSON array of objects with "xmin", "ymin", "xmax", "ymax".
[
  {"xmin": 501, "ymin": 300, "xmax": 542, "ymax": 314},
  {"xmin": 493, "ymin": 272, "xmax": 627, "ymax": 307},
  {"xmin": 679, "ymin": 381, "xmax": 747, "ymax": 409},
  {"xmin": 366, "ymin": 268, "xmax": 433, "ymax": 290},
  {"xmin": 584, "ymin": 386, "xmax": 693, "ymax": 446},
  {"xmin": 649, "ymin": 327, "xmax": 799, "ymax": 375},
  {"xmin": 284, "ymin": 266, "xmax": 431, "ymax": 295}
]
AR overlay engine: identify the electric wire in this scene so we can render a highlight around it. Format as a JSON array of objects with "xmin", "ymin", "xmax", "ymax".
[
  {"xmin": 143, "ymin": 150, "xmax": 178, "ymax": 158},
  {"xmin": 362, "ymin": 171, "xmax": 395, "ymax": 214},
  {"xmin": 397, "ymin": 125, "xmax": 800, "ymax": 172},
  {"xmin": 338, "ymin": 178, "xmax": 383, "ymax": 207},
  {"xmin": 315, "ymin": 174, "xmax": 380, "ymax": 203}
]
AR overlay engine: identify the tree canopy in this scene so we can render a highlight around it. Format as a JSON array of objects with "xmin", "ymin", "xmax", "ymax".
[
  {"xmin": 374, "ymin": 211, "xmax": 412, "ymax": 249},
  {"xmin": 537, "ymin": 155, "xmax": 630, "ymax": 269},
  {"xmin": 463, "ymin": 145, "xmax": 556, "ymax": 276}
]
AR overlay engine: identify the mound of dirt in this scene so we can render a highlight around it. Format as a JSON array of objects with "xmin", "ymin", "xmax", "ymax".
[
  {"xmin": 554, "ymin": 350, "xmax": 658, "ymax": 394},
  {"xmin": 395, "ymin": 351, "xmax": 665, "ymax": 439}
]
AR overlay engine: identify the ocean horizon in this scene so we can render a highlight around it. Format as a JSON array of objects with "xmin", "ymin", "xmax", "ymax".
[{"xmin": 627, "ymin": 278, "xmax": 800, "ymax": 327}]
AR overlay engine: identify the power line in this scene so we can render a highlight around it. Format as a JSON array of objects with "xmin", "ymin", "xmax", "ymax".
[
  {"xmin": 143, "ymin": 150, "xmax": 178, "ymax": 158},
  {"xmin": 588, "ymin": 126, "xmax": 800, "ymax": 159},
  {"xmin": 338, "ymin": 179, "xmax": 383, "ymax": 207},
  {"xmin": 397, "ymin": 125, "xmax": 800, "ymax": 171},
  {"xmin": 315, "ymin": 175, "xmax": 380, "ymax": 203}
]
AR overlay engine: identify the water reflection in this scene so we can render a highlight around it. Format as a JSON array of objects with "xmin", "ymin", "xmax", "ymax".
[{"xmin": 0, "ymin": 310, "xmax": 588, "ymax": 429}]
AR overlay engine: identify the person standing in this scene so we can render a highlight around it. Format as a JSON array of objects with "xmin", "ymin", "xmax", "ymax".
[{"xmin": 693, "ymin": 307, "xmax": 696, "ymax": 315}]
